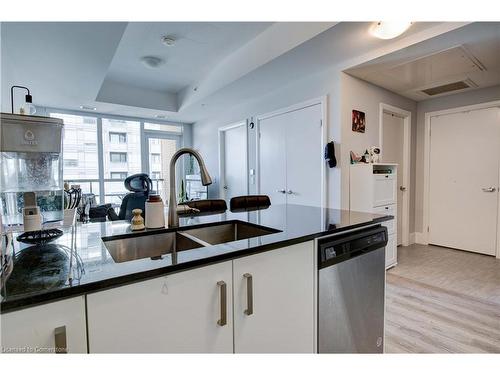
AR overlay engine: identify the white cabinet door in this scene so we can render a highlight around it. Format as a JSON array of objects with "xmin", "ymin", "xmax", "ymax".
[
  {"xmin": 233, "ymin": 241, "xmax": 315, "ymax": 353},
  {"xmin": 87, "ymin": 261, "xmax": 233, "ymax": 353},
  {"xmin": 1, "ymin": 296, "xmax": 87, "ymax": 353},
  {"xmin": 385, "ymin": 234, "xmax": 397, "ymax": 269},
  {"xmin": 373, "ymin": 174, "xmax": 397, "ymax": 207}
]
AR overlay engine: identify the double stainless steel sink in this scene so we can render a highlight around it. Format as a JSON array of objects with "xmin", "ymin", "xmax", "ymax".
[{"xmin": 102, "ymin": 221, "xmax": 280, "ymax": 263}]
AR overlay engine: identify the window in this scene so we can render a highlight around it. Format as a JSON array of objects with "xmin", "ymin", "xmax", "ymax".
[
  {"xmin": 144, "ymin": 122, "xmax": 183, "ymax": 133},
  {"xmin": 64, "ymin": 159, "xmax": 78, "ymax": 167},
  {"xmin": 110, "ymin": 172, "xmax": 128, "ymax": 180},
  {"xmin": 50, "ymin": 113, "xmax": 98, "ymax": 181},
  {"xmin": 110, "ymin": 152, "xmax": 127, "ymax": 163},
  {"xmin": 109, "ymin": 132, "xmax": 127, "ymax": 144},
  {"xmin": 151, "ymin": 153, "xmax": 161, "ymax": 164},
  {"xmin": 49, "ymin": 111, "xmax": 183, "ymax": 206}
]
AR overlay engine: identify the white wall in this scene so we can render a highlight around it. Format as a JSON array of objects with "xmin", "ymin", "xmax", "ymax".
[
  {"xmin": 340, "ymin": 74, "xmax": 418, "ymax": 230},
  {"xmin": 414, "ymin": 84, "xmax": 500, "ymax": 233},
  {"xmin": 193, "ymin": 66, "xmax": 341, "ymax": 208},
  {"xmin": 192, "ymin": 69, "xmax": 418, "ymax": 227}
]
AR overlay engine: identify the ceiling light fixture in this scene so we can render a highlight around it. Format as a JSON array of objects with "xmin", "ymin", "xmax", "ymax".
[
  {"xmin": 141, "ymin": 55, "xmax": 165, "ymax": 69},
  {"xmin": 370, "ymin": 21, "xmax": 412, "ymax": 40},
  {"xmin": 161, "ymin": 35, "xmax": 176, "ymax": 47},
  {"xmin": 155, "ymin": 114, "xmax": 167, "ymax": 119}
]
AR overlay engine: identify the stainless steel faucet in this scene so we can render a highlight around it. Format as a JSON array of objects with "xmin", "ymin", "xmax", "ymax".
[{"xmin": 168, "ymin": 148, "xmax": 212, "ymax": 227}]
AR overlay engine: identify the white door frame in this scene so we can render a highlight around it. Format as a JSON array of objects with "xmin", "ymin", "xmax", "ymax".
[
  {"xmin": 218, "ymin": 120, "xmax": 249, "ymax": 201},
  {"xmin": 379, "ymin": 103, "xmax": 412, "ymax": 247},
  {"xmin": 422, "ymin": 100, "xmax": 500, "ymax": 259},
  {"xmin": 255, "ymin": 96, "xmax": 328, "ymax": 219}
]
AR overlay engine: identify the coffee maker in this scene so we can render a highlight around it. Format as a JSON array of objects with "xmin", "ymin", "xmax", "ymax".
[{"xmin": 0, "ymin": 113, "xmax": 64, "ymax": 228}]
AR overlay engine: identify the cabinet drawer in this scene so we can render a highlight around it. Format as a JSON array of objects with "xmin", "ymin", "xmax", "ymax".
[
  {"xmin": 385, "ymin": 234, "xmax": 397, "ymax": 269},
  {"xmin": 373, "ymin": 174, "xmax": 396, "ymax": 207}
]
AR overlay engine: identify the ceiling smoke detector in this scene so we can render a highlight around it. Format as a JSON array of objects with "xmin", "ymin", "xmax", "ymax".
[
  {"xmin": 161, "ymin": 36, "xmax": 176, "ymax": 47},
  {"xmin": 141, "ymin": 56, "xmax": 165, "ymax": 69}
]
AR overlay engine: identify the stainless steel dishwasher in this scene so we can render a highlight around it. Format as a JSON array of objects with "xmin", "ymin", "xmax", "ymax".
[{"xmin": 317, "ymin": 226, "xmax": 388, "ymax": 353}]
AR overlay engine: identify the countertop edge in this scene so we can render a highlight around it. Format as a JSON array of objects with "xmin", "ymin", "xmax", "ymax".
[{"xmin": 1, "ymin": 215, "xmax": 392, "ymax": 314}]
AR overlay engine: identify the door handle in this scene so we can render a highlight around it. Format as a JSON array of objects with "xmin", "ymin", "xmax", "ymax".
[
  {"xmin": 276, "ymin": 189, "xmax": 286, "ymax": 194},
  {"xmin": 217, "ymin": 281, "xmax": 227, "ymax": 326},
  {"xmin": 482, "ymin": 187, "xmax": 496, "ymax": 192},
  {"xmin": 243, "ymin": 273, "xmax": 253, "ymax": 316},
  {"xmin": 54, "ymin": 326, "xmax": 67, "ymax": 354},
  {"xmin": 399, "ymin": 186, "xmax": 406, "ymax": 191},
  {"xmin": 286, "ymin": 190, "xmax": 294, "ymax": 194}
]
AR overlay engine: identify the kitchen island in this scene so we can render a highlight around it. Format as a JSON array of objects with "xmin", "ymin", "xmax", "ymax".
[{"xmin": 1, "ymin": 204, "xmax": 391, "ymax": 353}]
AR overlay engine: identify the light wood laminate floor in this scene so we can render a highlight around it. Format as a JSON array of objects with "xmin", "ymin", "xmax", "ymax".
[{"xmin": 385, "ymin": 244, "xmax": 500, "ymax": 353}]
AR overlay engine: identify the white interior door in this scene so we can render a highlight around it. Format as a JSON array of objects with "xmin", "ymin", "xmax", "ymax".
[
  {"xmin": 258, "ymin": 103, "xmax": 323, "ymax": 213},
  {"xmin": 382, "ymin": 112, "xmax": 404, "ymax": 245},
  {"xmin": 221, "ymin": 123, "xmax": 247, "ymax": 201},
  {"xmin": 429, "ymin": 107, "xmax": 500, "ymax": 255},
  {"xmin": 285, "ymin": 104, "xmax": 323, "ymax": 207},
  {"xmin": 258, "ymin": 112, "xmax": 287, "ymax": 229}
]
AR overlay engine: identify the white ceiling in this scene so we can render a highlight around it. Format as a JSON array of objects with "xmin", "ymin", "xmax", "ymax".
[
  {"xmin": 1, "ymin": 21, "xmax": 472, "ymax": 122},
  {"xmin": 106, "ymin": 22, "xmax": 272, "ymax": 93},
  {"xmin": 345, "ymin": 22, "xmax": 500, "ymax": 101}
]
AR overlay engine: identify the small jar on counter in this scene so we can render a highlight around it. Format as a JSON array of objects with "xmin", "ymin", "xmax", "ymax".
[{"xmin": 145, "ymin": 194, "xmax": 165, "ymax": 229}]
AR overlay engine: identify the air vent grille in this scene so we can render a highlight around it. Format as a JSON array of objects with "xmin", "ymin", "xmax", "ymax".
[{"xmin": 421, "ymin": 81, "xmax": 471, "ymax": 96}]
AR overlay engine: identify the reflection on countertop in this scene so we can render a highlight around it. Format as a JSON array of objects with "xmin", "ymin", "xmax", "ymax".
[{"xmin": 1, "ymin": 204, "xmax": 391, "ymax": 312}]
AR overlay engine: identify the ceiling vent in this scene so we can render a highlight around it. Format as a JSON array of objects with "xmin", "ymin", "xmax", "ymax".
[{"xmin": 420, "ymin": 79, "xmax": 477, "ymax": 96}]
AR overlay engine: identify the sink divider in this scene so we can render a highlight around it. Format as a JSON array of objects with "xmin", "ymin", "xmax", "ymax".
[{"xmin": 178, "ymin": 231, "xmax": 213, "ymax": 247}]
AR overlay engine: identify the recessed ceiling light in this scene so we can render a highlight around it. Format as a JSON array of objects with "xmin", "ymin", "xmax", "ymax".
[
  {"xmin": 161, "ymin": 35, "xmax": 176, "ymax": 47},
  {"xmin": 370, "ymin": 21, "xmax": 412, "ymax": 40},
  {"xmin": 141, "ymin": 56, "xmax": 165, "ymax": 69},
  {"xmin": 80, "ymin": 105, "xmax": 96, "ymax": 111}
]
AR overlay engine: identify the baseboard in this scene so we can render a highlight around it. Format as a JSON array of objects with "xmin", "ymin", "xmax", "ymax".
[
  {"xmin": 414, "ymin": 232, "xmax": 428, "ymax": 245},
  {"xmin": 409, "ymin": 232, "xmax": 416, "ymax": 245}
]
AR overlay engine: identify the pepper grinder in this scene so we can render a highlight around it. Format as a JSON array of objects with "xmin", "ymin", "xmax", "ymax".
[{"xmin": 130, "ymin": 209, "xmax": 145, "ymax": 231}]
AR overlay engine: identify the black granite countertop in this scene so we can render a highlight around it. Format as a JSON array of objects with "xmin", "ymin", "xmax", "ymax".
[{"xmin": 0, "ymin": 204, "xmax": 391, "ymax": 313}]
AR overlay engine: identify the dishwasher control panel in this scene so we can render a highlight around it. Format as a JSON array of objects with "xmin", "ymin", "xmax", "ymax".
[{"xmin": 318, "ymin": 226, "xmax": 388, "ymax": 267}]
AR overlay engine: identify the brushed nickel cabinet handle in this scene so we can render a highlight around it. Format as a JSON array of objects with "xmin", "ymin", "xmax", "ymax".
[
  {"xmin": 243, "ymin": 273, "xmax": 253, "ymax": 316},
  {"xmin": 54, "ymin": 326, "xmax": 67, "ymax": 354},
  {"xmin": 217, "ymin": 281, "xmax": 227, "ymax": 326},
  {"xmin": 482, "ymin": 187, "xmax": 496, "ymax": 192}
]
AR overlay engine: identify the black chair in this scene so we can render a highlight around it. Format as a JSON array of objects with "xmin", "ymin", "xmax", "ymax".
[
  {"xmin": 229, "ymin": 195, "xmax": 271, "ymax": 212},
  {"xmin": 107, "ymin": 174, "xmax": 153, "ymax": 221}
]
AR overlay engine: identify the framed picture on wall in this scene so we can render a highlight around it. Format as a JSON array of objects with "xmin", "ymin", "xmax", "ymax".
[{"xmin": 352, "ymin": 110, "xmax": 366, "ymax": 133}]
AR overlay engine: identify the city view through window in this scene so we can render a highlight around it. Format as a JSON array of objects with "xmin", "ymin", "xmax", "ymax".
[{"xmin": 50, "ymin": 112, "xmax": 191, "ymax": 207}]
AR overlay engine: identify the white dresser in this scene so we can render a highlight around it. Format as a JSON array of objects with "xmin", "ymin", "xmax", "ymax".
[{"xmin": 349, "ymin": 163, "xmax": 398, "ymax": 269}]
